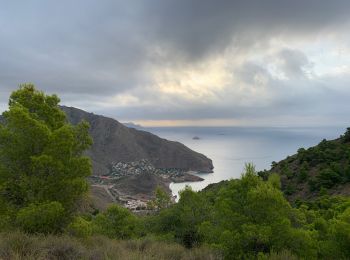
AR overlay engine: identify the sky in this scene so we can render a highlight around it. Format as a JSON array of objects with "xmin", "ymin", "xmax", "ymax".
[{"xmin": 1, "ymin": 0, "xmax": 350, "ymax": 127}]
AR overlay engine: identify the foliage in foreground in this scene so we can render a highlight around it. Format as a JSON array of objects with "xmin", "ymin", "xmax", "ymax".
[
  {"xmin": 146, "ymin": 164, "xmax": 350, "ymax": 259},
  {"xmin": 0, "ymin": 231, "xmax": 220, "ymax": 260},
  {"xmin": 0, "ymin": 86, "xmax": 349, "ymax": 259},
  {"xmin": 69, "ymin": 164, "xmax": 349, "ymax": 259},
  {"xmin": 0, "ymin": 84, "xmax": 92, "ymax": 233}
]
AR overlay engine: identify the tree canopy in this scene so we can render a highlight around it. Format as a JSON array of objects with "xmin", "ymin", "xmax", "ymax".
[
  {"xmin": 145, "ymin": 163, "xmax": 350, "ymax": 259},
  {"xmin": 0, "ymin": 84, "xmax": 92, "ymax": 233}
]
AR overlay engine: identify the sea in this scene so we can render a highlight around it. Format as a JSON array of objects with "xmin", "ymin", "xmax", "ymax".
[{"xmin": 145, "ymin": 126, "xmax": 347, "ymax": 198}]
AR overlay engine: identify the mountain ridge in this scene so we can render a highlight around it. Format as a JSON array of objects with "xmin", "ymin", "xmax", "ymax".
[
  {"xmin": 0, "ymin": 106, "xmax": 214, "ymax": 176},
  {"xmin": 60, "ymin": 106, "xmax": 213, "ymax": 176}
]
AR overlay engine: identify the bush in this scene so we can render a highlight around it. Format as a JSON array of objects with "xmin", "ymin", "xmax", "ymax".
[
  {"xmin": 284, "ymin": 184, "xmax": 296, "ymax": 195},
  {"xmin": 308, "ymin": 178, "xmax": 319, "ymax": 192},
  {"xmin": 281, "ymin": 165, "xmax": 293, "ymax": 179},
  {"xmin": 258, "ymin": 249, "xmax": 298, "ymax": 260},
  {"xmin": 93, "ymin": 205, "xmax": 138, "ymax": 239},
  {"xmin": 67, "ymin": 216, "xmax": 93, "ymax": 238},
  {"xmin": 268, "ymin": 173, "xmax": 281, "ymax": 189},
  {"xmin": 0, "ymin": 215, "xmax": 11, "ymax": 232},
  {"xmin": 297, "ymin": 162, "xmax": 309, "ymax": 183},
  {"xmin": 342, "ymin": 127, "xmax": 350, "ymax": 143},
  {"xmin": 297, "ymin": 169, "xmax": 308, "ymax": 183},
  {"xmin": 16, "ymin": 201, "xmax": 65, "ymax": 234},
  {"xmin": 318, "ymin": 168, "xmax": 342, "ymax": 188},
  {"xmin": 0, "ymin": 232, "xmax": 221, "ymax": 260}
]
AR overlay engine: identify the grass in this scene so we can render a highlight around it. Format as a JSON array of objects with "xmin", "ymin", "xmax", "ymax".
[{"xmin": 0, "ymin": 232, "xmax": 221, "ymax": 260}]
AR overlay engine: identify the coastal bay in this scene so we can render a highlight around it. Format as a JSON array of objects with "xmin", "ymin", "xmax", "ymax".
[{"xmin": 148, "ymin": 126, "xmax": 346, "ymax": 197}]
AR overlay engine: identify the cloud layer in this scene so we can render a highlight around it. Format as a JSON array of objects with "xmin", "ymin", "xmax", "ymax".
[{"xmin": 1, "ymin": 0, "xmax": 350, "ymax": 126}]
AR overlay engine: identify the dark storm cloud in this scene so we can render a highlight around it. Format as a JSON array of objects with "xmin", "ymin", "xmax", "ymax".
[
  {"xmin": 145, "ymin": 0, "xmax": 350, "ymax": 60},
  {"xmin": 1, "ymin": 0, "xmax": 350, "ymax": 125},
  {"xmin": 0, "ymin": 0, "xmax": 151, "ymax": 96}
]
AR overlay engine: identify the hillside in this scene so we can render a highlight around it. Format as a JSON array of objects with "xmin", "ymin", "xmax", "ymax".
[
  {"xmin": 258, "ymin": 128, "xmax": 350, "ymax": 202},
  {"xmin": 113, "ymin": 171, "xmax": 171, "ymax": 200},
  {"xmin": 61, "ymin": 106, "xmax": 213, "ymax": 176},
  {"xmin": 1, "ymin": 84, "xmax": 349, "ymax": 259},
  {"xmin": 1, "ymin": 106, "xmax": 213, "ymax": 209}
]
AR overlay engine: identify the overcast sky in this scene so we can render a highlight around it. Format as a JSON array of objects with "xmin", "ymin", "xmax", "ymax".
[{"xmin": 1, "ymin": 0, "xmax": 350, "ymax": 126}]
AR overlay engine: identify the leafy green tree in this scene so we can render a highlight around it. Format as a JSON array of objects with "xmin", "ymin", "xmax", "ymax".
[
  {"xmin": 0, "ymin": 84, "xmax": 92, "ymax": 232},
  {"xmin": 93, "ymin": 205, "xmax": 138, "ymax": 239},
  {"xmin": 200, "ymin": 163, "xmax": 317, "ymax": 259},
  {"xmin": 342, "ymin": 127, "xmax": 350, "ymax": 143},
  {"xmin": 271, "ymin": 161, "xmax": 277, "ymax": 168},
  {"xmin": 318, "ymin": 168, "xmax": 342, "ymax": 188},
  {"xmin": 149, "ymin": 185, "xmax": 211, "ymax": 248},
  {"xmin": 16, "ymin": 201, "xmax": 65, "ymax": 234},
  {"xmin": 297, "ymin": 162, "xmax": 309, "ymax": 183},
  {"xmin": 174, "ymin": 186, "xmax": 211, "ymax": 248},
  {"xmin": 144, "ymin": 163, "xmax": 349, "ymax": 258},
  {"xmin": 268, "ymin": 173, "xmax": 281, "ymax": 189},
  {"xmin": 284, "ymin": 184, "xmax": 296, "ymax": 195},
  {"xmin": 332, "ymin": 208, "xmax": 350, "ymax": 257},
  {"xmin": 150, "ymin": 186, "xmax": 172, "ymax": 210},
  {"xmin": 282, "ymin": 166, "xmax": 293, "ymax": 179},
  {"xmin": 308, "ymin": 178, "xmax": 319, "ymax": 192},
  {"xmin": 297, "ymin": 148, "xmax": 307, "ymax": 163}
]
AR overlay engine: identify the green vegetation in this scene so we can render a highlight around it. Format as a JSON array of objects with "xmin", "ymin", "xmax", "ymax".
[
  {"xmin": 259, "ymin": 129, "xmax": 350, "ymax": 200},
  {"xmin": 0, "ymin": 84, "xmax": 92, "ymax": 233},
  {"xmin": 144, "ymin": 164, "xmax": 350, "ymax": 259},
  {"xmin": 0, "ymin": 231, "xmax": 218, "ymax": 260},
  {"xmin": 0, "ymin": 86, "xmax": 349, "ymax": 259},
  {"xmin": 16, "ymin": 201, "xmax": 65, "ymax": 234},
  {"xmin": 147, "ymin": 186, "xmax": 172, "ymax": 210},
  {"xmin": 93, "ymin": 205, "xmax": 138, "ymax": 239}
]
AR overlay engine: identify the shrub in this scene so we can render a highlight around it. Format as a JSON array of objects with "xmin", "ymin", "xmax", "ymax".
[
  {"xmin": 258, "ymin": 249, "xmax": 298, "ymax": 260},
  {"xmin": 318, "ymin": 168, "xmax": 342, "ymax": 188},
  {"xmin": 308, "ymin": 178, "xmax": 319, "ymax": 192},
  {"xmin": 268, "ymin": 173, "xmax": 281, "ymax": 189},
  {"xmin": 93, "ymin": 205, "xmax": 138, "ymax": 239},
  {"xmin": 16, "ymin": 201, "xmax": 65, "ymax": 234},
  {"xmin": 284, "ymin": 184, "xmax": 296, "ymax": 195},
  {"xmin": 67, "ymin": 216, "xmax": 93, "ymax": 238},
  {"xmin": 0, "ymin": 232, "xmax": 221, "ymax": 260},
  {"xmin": 342, "ymin": 127, "xmax": 350, "ymax": 143},
  {"xmin": 297, "ymin": 169, "xmax": 308, "ymax": 183}
]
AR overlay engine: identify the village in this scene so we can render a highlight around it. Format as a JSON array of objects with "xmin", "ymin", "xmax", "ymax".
[{"xmin": 89, "ymin": 159, "xmax": 203, "ymax": 211}]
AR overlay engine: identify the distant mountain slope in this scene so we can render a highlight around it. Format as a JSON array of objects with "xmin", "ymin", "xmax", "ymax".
[
  {"xmin": 61, "ymin": 106, "xmax": 213, "ymax": 176},
  {"xmin": 122, "ymin": 122, "xmax": 143, "ymax": 130},
  {"xmin": 259, "ymin": 128, "xmax": 350, "ymax": 202},
  {"xmin": 113, "ymin": 171, "xmax": 171, "ymax": 200}
]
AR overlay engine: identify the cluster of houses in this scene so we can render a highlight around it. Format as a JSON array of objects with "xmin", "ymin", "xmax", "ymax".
[
  {"xmin": 89, "ymin": 159, "xmax": 198, "ymax": 211},
  {"xmin": 110, "ymin": 159, "xmax": 159, "ymax": 178},
  {"xmin": 108, "ymin": 159, "xmax": 190, "ymax": 182},
  {"xmin": 124, "ymin": 199, "xmax": 148, "ymax": 211}
]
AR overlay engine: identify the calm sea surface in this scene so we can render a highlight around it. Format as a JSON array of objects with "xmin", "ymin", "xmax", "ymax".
[{"xmin": 145, "ymin": 126, "xmax": 346, "ymax": 197}]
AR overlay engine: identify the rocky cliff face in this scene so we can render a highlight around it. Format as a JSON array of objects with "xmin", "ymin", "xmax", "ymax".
[{"xmin": 61, "ymin": 106, "xmax": 213, "ymax": 176}]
